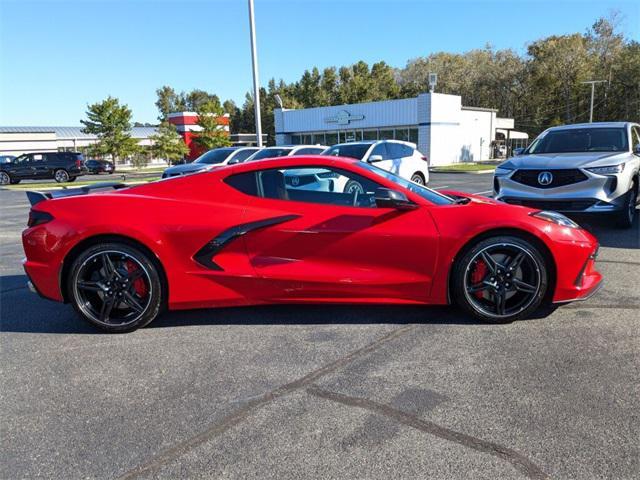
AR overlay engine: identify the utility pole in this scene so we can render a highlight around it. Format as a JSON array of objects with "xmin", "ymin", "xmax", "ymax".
[
  {"xmin": 247, "ymin": 0, "xmax": 262, "ymax": 147},
  {"xmin": 581, "ymin": 80, "xmax": 607, "ymax": 123}
]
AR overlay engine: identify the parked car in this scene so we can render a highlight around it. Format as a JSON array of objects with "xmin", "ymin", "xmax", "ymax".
[
  {"xmin": 0, "ymin": 151, "xmax": 86, "ymax": 185},
  {"xmin": 162, "ymin": 147, "xmax": 259, "ymax": 179},
  {"xmin": 322, "ymin": 140, "xmax": 429, "ymax": 193},
  {"xmin": 494, "ymin": 122, "xmax": 640, "ymax": 228},
  {"xmin": 84, "ymin": 159, "xmax": 115, "ymax": 175},
  {"xmin": 24, "ymin": 155, "xmax": 601, "ymax": 332},
  {"xmin": 245, "ymin": 145, "xmax": 327, "ymax": 162},
  {"xmin": 0, "ymin": 155, "xmax": 15, "ymax": 164}
]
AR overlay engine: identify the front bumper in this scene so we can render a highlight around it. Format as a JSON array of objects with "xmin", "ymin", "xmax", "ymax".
[
  {"xmin": 495, "ymin": 169, "xmax": 631, "ymax": 213},
  {"xmin": 552, "ymin": 241, "xmax": 603, "ymax": 303}
]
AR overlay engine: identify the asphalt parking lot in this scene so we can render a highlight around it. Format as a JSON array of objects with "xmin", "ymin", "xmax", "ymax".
[{"xmin": 1, "ymin": 172, "xmax": 639, "ymax": 479}]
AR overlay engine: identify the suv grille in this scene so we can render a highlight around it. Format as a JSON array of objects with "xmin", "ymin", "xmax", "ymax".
[
  {"xmin": 502, "ymin": 198, "xmax": 596, "ymax": 212},
  {"xmin": 511, "ymin": 169, "xmax": 587, "ymax": 188}
]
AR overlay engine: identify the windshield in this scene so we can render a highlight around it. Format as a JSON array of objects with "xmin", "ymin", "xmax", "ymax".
[
  {"xmin": 249, "ymin": 148, "xmax": 293, "ymax": 161},
  {"xmin": 526, "ymin": 128, "xmax": 628, "ymax": 154},
  {"xmin": 195, "ymin": 149, "xmax": 235, "ymax": 164},
  {"xmin": 323, "ymin": 143, "xmax": 371, "ymax": 160},
  {"xmin": 354, "ymin": 162, "xmax": 454, "ymax": 205}
]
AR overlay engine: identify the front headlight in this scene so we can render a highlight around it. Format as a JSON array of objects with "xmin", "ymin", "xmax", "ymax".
[
  {"xmin": 530, "ymin": 210, "xmax": 580, "ymax": 228},
  {"xmin": 586, "ymin": 163, "xmax": 625, "ymax": 175},
  {"xmin": 494, "ymin": 167, "xmax": 513, "ymax": 176}
]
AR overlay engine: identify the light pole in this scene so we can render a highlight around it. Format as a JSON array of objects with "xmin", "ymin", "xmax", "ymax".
[
  {"xmin": 581, "ymin": 80, "xmax": 607, "ymax": 123},
  {"xmin": 247, "ymin": 0, "xmax": 263, "ymax": 147}
]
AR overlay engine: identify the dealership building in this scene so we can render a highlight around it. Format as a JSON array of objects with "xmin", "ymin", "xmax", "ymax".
[{"xmin": 274, "ymin": 92, "xmax": 527, "ymax": 165}]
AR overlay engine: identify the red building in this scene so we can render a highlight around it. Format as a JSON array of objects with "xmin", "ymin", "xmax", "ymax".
[{"xmin": 166, "ymin": 112, "xmax": 230, "ymax": 160}]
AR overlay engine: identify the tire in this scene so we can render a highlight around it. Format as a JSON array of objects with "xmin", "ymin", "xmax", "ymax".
[
  {"xmin": 451, "ymin": 235, "xmax": 549, "ymax": 323},
  {"xmin": 54, "ymin": 169, "xmax": 70, "ymax": 183},
  {"xmin": 10, "ymin": 178, "xmax": 21, "ymax": 185},
  {"xmin": 411, "ymin": 172, "xmax": 426, "ymax": 185},
  {"xmin": 343, "ymin": 179, "xmax": 365, "ymax": 195},
  {"xmin": 68, "ymin": 176, "xmax": 77, "ymax": 182},
  {"xmin": 67, "ymin": 242, "xmax": 164, "ymax": 333},
  {"xmin": 0, "ymin": 171, "xmax": 10, "ymax": 185},
  {"xmin": 615, "ymin": 182, "xmax": 638, "ymax": 229}
]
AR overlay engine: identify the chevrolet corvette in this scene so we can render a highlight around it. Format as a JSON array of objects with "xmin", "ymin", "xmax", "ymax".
[{"xmin": 22, "ymin": 156, "xmax": 602, "ymax": 332}]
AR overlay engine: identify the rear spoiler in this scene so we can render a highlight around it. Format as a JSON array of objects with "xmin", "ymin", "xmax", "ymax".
[{"xmin": 26, "ymin": 182, "xmax": 128, "ymax": 206}]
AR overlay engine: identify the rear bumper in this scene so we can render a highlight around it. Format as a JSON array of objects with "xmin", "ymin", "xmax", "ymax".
[{"xmin": 23, "ymin": 261, "xmax": 62, "ymax": 302}]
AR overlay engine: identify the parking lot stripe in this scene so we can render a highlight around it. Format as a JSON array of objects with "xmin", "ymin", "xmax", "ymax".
[
  {"xmin": 117, "ymin": 324, "xmax": 417, "ymax": 480},
  {"xmin": 307, "ymin": 387, "xmax": 549, "ymax": 480}
]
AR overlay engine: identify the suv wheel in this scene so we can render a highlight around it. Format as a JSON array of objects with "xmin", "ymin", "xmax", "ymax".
[
  {"xmin": 68, "ymin": 176, "xmax": 77, "ymax": 182},
  {"xmin": 615, "ymin": 182, "xmax": 638, "ymax": 229},
  {"xmin": 54, "ymin": 169, "xmax": 70, "ymax": 183},
  {"xmin": 411, "ymin": 172, "xmax": 426, "ymax": 185},
  {"xmin": 0, "ymin": 172, "xmax": 11, "ymax": 185}
]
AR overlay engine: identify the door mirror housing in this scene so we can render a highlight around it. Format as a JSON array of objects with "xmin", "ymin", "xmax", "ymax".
[
  {"xmin": 367, "ymin": 154, "xmax": 384, "ymax": 163},
  {"xmin": 633, "ymin": 144, "xmax": 640, "ymax": 155},
  {"xmin": 513, "ymin": 147, "xmax": 525, "ymax": 156},
  {"xmin": 374, "ymin": 188, "xmax": 417, "ymax": 210}
]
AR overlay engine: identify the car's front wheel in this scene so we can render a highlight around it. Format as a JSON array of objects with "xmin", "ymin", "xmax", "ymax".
[
  {"xmin": 452, "ymin": 236, "xmax": 549, "ymax": 323},
  {"xmin": 67, "ymin": 242, "xmax": 164, "ymax": 332},
  {"xmin": 0, "ymin": 171, "xmax": 11, "ymax": 185},
  {"xmin": 54, "ymin": 169, "xmax": 70, "ymax": 183},
  {"xmin": 615, "ymin": 182, "xmax": 638, "ymax": 229}
]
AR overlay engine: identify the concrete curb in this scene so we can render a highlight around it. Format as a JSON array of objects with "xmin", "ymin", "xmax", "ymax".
[{"xmin": 430, "ymin": 169, "xmax": 495, "ymax": 175}]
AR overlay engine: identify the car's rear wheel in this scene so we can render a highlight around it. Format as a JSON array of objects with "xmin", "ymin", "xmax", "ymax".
[
  {"xmin": 68, "ymin": 176, "xmax": 77, "ymax": 182},
  {"xmin": 54, "ymin": 169, "xmax": 70, "ymax": 183},
  {"xmin": 10, "ymin": 178, "xmax": 21, "ymax": 184},
  {"xmin": 411, "ymin": 172, "xmax": 426, "ymax": 185},
  {"xmin": 0, "ymin": 172, "xmax": 10, "ymax": 185},
  {"xmin": 67, "ymin": 242, "xmax": 163, "ymax": 332},
  {"xmin": 452, "ymin": 236, "xmax": 548, "ymax": 323},
  {"xmin": 615, "ymin": 182, "xmax": 638, "ymax": 229}
]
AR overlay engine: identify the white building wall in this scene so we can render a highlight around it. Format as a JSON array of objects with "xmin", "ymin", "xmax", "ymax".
[
  {"xmin": 428, "ymin": 93, "xmax": 463, "ymax": 166},
  {"xmin": 459, "ymin": 109, "xmax": 495, "ymax": 162},
  {"xmin": 0, "ymin": 132, "xmax": 58, "ymax": 155}
]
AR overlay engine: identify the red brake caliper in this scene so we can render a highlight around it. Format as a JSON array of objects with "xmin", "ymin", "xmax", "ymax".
[
  {"xmin": 125, "ymin": 260, "xmax": 147, "ymax": 297},
  {"xmin": 471, "ymin": 260, "xmax": 488, "ymax": 299}
]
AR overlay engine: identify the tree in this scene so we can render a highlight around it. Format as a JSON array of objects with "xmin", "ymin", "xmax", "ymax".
[
  {"xmin": 81, "ymin": 96, "xmax": 140, "ymax": 163},
  {"xmin": 155, "ymin": 86, "xmax": 186, "ymax": 121},
  {"xmin": 192, "ymin": 100, "xmax": 231, "ymax": 151},
  {"xmin": 149, "ymin": 121, "xmax": 188, "ymax": 162}
]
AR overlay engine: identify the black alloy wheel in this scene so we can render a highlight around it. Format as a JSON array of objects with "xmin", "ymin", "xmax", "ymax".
[
  {"xmin": 615, "ymin": 183, "xmax": 638, "ymax": 229},
  {"xmin": 68, "ymin": 243, "xmax": 163, "ymax": 332},
  {"xmin": 54, "ymin": 169, "xmax": 70, "ymax": 183},
  {"xmin": 453, "ymin": 236, "xmax": 548, "ymax": 323},
  {"xmin": 411, "ymin": 173, "xmax": 425, "ymax": 185}
]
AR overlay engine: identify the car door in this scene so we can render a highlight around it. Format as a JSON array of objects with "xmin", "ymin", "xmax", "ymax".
[
  {"xmin": 12, "ymin": 154, "xmax": 35, "ymax": 178},
  {"xmin": 231, "ymin": 165, "xmax": 440, "ymax": 302},
  {"xmin": 34, "ymin": 153, "xmax": 53, "ymax": 178}
]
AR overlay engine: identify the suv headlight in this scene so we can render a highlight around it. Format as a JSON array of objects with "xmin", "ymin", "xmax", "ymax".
[
  {"xmin": 586, "ymin": 164, "xmax": 625, "ymax": 175},
  {"xmin": 530, "ymin": 210, "xmax": 580, "ymax": 228},
  {"xmin": 494, "ymin": 167, "xmax": 513, "ymax": 176}
]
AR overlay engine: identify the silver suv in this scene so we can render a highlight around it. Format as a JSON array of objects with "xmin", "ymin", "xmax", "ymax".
[{"xmin": 494, "ymin": 122, "xmax": 640, "ymax": 228}]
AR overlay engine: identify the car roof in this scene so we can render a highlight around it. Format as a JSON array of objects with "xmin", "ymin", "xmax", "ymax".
[
  {"xmin": 218, "ymin": 154, "xmax": 357, "ymax": 174},
  {"xmin": 546, "ymin": 122, "xmax": 633, "ymax": 131},
  {"xmin": 328, "ymin": 139, "xmax": 411, "ymax": 147}
]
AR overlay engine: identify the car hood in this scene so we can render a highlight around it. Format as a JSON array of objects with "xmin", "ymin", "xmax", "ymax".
[
  {"xmin": 164, "ymin": 163, "xmax": 211, "ymax": 175},
  {"xmin": 504, "ymin": 151, "xmax": 628, "ymax": 169}
]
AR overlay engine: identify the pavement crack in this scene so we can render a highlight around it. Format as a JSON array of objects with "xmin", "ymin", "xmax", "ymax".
[
  {"xmin": 117, "ymin": 324, "xmax": 416, "ymax": 479},
  {"xmin": 306, "ymin": 386, "xmax": 549, "ymax": 480}
]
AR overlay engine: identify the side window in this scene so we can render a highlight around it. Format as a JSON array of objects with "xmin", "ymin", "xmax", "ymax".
[
  {"xmin": 15, "ymin": 154, "xmax": 30, "ymax": 164},
  {"xmin": 387, "ymin": 143, "xmax": 413, "ymax": 158},
  {"xmin": 225, "ymin": 167, "xmax": 383, "ymax": 208},
  {"xmin": 370, "ymin": 143, "xmax": 389, "ymax": 160},
  {"xmin": 632, "ymin": 127, "xmax": 640, "ymax": 152},
  {"xmin": 32, "ymin": 154, "xmax": 45, "ymax": 163},
  {"xmin": 229, "ymin": 149, "xmax": 257, "ymax": 164}
]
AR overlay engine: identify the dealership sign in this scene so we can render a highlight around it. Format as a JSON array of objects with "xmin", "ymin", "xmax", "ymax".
[{"xmin": 325, "ymin": 110, "xmax": 365, "ymax": 125}]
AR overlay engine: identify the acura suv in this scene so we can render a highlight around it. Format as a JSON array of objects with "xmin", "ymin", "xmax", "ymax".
[
  {"xmin": 162, "ymin": 147, "xmax": 260, "ymax": 179},
  {"xmin": 494, "ymin": 122, "xmax": 640, "ymax": 228}
]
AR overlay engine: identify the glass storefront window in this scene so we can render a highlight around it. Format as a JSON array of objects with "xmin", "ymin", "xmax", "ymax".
[
  {"xmin": 379, "ymin": 129, "xmax": 394, "ymax": 140},
  {"xmin": 325, "ymin": 132, "xmax": 338, "ymax": 145},
  {"xmin": 363, "ymin": 130, "xmax": 378, "ymax": 141},
  {"xmin": 291, "ymin": 135, "xmax": 302, "ymax": 145},
  {"xmin": 312, "ymin": 133, "xmax": 325, "ymax": 145},
  {"xmin": 409, "ymin": 128, "xmax": 419, "ymax": 144},
  {"xmin": 395, "ymin": 128, "xmax": 409, "ymax": 141}
]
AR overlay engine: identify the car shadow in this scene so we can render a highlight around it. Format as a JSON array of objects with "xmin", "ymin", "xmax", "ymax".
[
  {"xmin": 567, "ymin": 208, "xmax": 639, "ymax": 250},
  {"xmin": 0, "ymin": 273, "xmax": 522, "ymax": 335}
]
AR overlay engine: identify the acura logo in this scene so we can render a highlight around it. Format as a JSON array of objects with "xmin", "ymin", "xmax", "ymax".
[
  {"xmin": 538, "ymin": 171, "xmax": 553, "ymax": 186},
  {"xmin": 291, "ymin": 176, "xmax": 300, "ymax": 186}
]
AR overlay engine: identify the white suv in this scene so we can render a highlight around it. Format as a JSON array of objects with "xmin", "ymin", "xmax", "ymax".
[{"xmin": 322, "ymin": 140, "xmax": 429, "ymax": 186}]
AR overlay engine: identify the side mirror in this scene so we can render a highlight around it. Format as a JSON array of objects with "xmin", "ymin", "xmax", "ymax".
[
  {"xmin": 633, "ymin": 144, "xmax": 640, "ymax": 155},
  {"xmin": 513, "ymin": 147, "xmax": 525, "ymax": 156},
  {"xmin": 368, "ymin": 154, "xmax": 384, "ymax": 163},
  {"xmin": 374, "ymin": 188, "xmax": 417, "ymax": 210}
]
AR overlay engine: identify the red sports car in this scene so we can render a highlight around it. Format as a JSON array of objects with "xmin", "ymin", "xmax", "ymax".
[{"xmin": 23, "ymin": 156, "xmax": 602, "ymax": 332}]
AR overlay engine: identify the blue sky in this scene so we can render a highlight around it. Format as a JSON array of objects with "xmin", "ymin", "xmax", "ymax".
[{"xmin": 1, "ymin": 0, "xmax": 638, "ymax": 125}]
